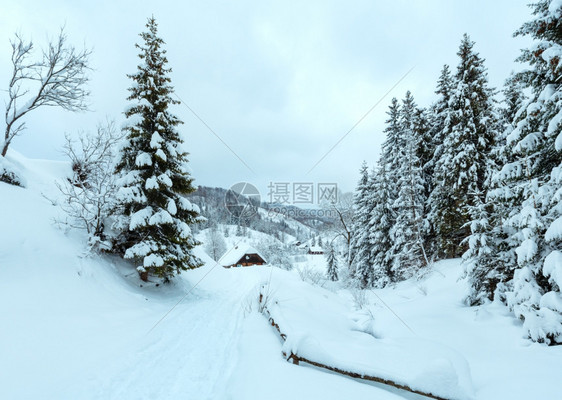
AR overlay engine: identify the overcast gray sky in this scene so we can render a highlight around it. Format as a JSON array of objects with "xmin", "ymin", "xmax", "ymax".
[{"xmin": 1, "ymin": 0, "xmax": 533, "ymax": 199}]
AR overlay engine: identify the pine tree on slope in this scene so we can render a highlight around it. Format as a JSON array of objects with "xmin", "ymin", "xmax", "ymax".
[
  {"xmin": 431, "ymin": 34, "xmax": 498, "ymax": 258},
  {"xmin": 326, "ymin": 245, "xmax": 339, "ymax": 282},
  {"xmin": 463, "ymin": 76, "xmax": 527, "ymax": 305},
  {"xmin": 500, "ymin": 73, "xmax": 528, "ymax": 135},
  {"xmin": 414, "ymin": 107, "xmax": 433, "ymax": 200},
  {"xmin": 368, "ymin": 159, "xmax": 394, "ymax": 287},
  {"xmin": 351, "ymin": 163, "xmax": 376, "ymax": 287},
  {"xmin": 382, "ymin": 98, "xmax": 403, "ymax": 205},
  {"xmin": 413, "ymin": 107, "xmax": 434, "ymax": 258},
  {"xmin": 426, "ymin": 64, "xmax": 455, "ymax": 259},
  {"xmin": 499, "ymin": 0, "xmax": 562, "ymax": 344},
  {"xmin": 112, "ymin": 17, "xmax": 203, "ymax": 282},
  {"xmin": 462, "ymin": 185, "xmax": 515, "ymax": 305},
  {"xmin": 390, "ymin": 91, "xmax": 427, "ymax": 280}
]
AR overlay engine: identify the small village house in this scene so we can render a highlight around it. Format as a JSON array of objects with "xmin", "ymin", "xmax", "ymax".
[
  {"xmin": 219, "ymin": 244, "xmax": 267, "ymax": 268},
  {"xmin": 308, "ymin": 245, "xmax": 324, "ymax": 255}
]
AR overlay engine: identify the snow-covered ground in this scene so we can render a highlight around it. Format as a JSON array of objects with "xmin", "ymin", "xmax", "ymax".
[
  {"xmin": 364, "ymin": 261, "xmax": 562, "ymax": 400},
  {"xmin": 0, "ymin": 154, "xmax": 405, "ymax": 400},
  {"xmin": 2, "ymin": 153, "xmax": 561, "ymax": 399}
]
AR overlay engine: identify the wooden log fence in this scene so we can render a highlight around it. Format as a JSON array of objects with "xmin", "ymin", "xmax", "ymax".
[{"xmin": 260, "ymin": 297, "xmax": 450, "ymax": 400}]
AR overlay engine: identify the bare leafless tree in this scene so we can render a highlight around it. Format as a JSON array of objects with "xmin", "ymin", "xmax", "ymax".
[
  {"xmin": 204, "ymin": 225, "xmax": 227, "ymax": 261},
  {"xmin": 321, "ymin": 190, "xmax": 355, "ymax": 268},
  {"xmin": 2, "ymin": 28, "xmax": 91, "ymax": 157},
  {"xmin": 56, "ymin": 120, "xmax": 123, "ymax": 250}
]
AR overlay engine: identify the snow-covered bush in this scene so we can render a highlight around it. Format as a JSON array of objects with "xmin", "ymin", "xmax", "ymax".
[
  {"xmin": 253, "ymin": 237, "xmax": 294, "ymax": 271},
  {"xmin": 0, "ymin": 157, "xmax": 25, "ymax": 187},
  {"xmin": 350, "ymin": 288, "xmax": 368, "ymax": 309},
  {"xmin": 204, "ymin": 225, "xmax": 227, "ymax": 261},
  {"xmin": 296, "ymin": 265, "xmax": 326, "ymax": 286}
]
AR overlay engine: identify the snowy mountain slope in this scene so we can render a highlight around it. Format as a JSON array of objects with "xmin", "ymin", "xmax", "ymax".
[
  {"xmin": 196, "ymin": 225, "xmax": 288, "ymax": 249},
  {"xmin": 0, "ymin": 154, "xmax": 418, "ymax": 400},
  {"xmin": 257, "ymin": 207, "xmax": 317, "ymax": 238},
  {"xmin": 3, "ymin": 153, "xmax": 561, "ymax": 400}
]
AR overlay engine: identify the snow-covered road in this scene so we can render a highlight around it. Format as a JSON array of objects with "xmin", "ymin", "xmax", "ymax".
[
  {"xmin": 87, "ymin": 290, "xmax": 245, "ymax": 399},
  {"xmin": 61, "ymin": 264, "xmax": 410, "ymax": 400},
  {"xmin": 58, "ymin": 263, "xmax": 257, "ymax": 400}
]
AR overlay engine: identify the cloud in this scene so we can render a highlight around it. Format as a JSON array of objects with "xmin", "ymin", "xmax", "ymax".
[{"xmin": 0, "ymin": 0, "xmax": 532, "ymax": 194}]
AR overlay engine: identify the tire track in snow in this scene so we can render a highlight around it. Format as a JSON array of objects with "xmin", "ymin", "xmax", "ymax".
[{"xmin": 76, "ymin": 286, "xmax": 250, "ymax": 400}]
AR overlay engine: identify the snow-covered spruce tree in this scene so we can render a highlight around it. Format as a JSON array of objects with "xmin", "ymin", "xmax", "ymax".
[
  {"xmin": 425, "ymin": 65, "xmax": 454, "ymax": 259},
  {"xmin": 494, "ymin": 73, "xmax": 528, "ymax": 177},
  {"xmin": 389, "ymin": 91, "xmax": 427, "ymax": 280},
  {"xmin": 413, "ymin": 106, "xmax": 435, "ymax": 258},
  {"xmin": 326, "ymin": 245, "xmax": 339, "ymax": 281},
  {"xmin": 500, "ymin": 73, "xmax": 528, "ymax": 135},
  {"xmin": 381, "ymin": 97, "xmax": 403, "ymax": 208},
  {"xmin": 414, "ymin": 107, "xmax": 432, "ymax": 198},
  {"xmin": 359, "ymin": 98, "xmax": 402, "ymax": 284},
  {"xmin": 495, "ymin": 0, "xmax": 562, "ymax": 344},
  {"xmin": 112, "ymin": 17, "xmax": 203, "ymax": 282},
  {"xmin": 350, "ymin": 162, "xmax": 374, "ymax": 286},
  {"xmin": 430, "ymin": 34, "xmax": 498, "ymax": 259},
  {"xmin": 462, "ymin": 184, "xmax": 514, "ymax": 305},
  {"xmin": 368, "ymin": 159, "xmax": 394, "ymax": 287},
  {"xmin": 463, "ymin": 132, "xmax": 518, "ymax": 306},
  {"xmin": 463, "ymin": 75, "xmax": 528, "ymax": 305}
]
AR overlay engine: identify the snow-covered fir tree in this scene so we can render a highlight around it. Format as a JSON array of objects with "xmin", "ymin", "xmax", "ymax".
[
  {"xmin": 462, "ymin": 186, "xmax": 514, "ymax": 305},
  {"xmin": 494, "ymin": 0, "xmax": 562, "ymax": 344},
  {"xmin": 414, "ymin": 107, "xmax": 432, "ymax": 200},
  {"xmin": 351, "ymin": 162, "xmax": 375, "ymax": 286},
  {"xmin": 413, "ymin": 107, "xmax": 436, "ymax": 259},
  {"xmin": 326, "ymin": 245, "xmax": 339, "ymax": 281},
  {"xmin": 427, "ymin": 64, "xmax": 455, "ymax": 173},
  {"xmin": 425, "ymin": 65, "xmax": 454, "ymax": 259},
  {"xmin": 367, "ymin": 159, "xmax": 394, "ymax": 287},
  {"xmin": 381, "ymin": 97, "xmax": 403, "ymax": 204},
  {"xmin": 112, "ymin": 17, "xmax": 203, "ymax": 282},
  {"xmin": 358, "ymin": 96, "xmax": 402, "ymax": 282},
  {"xmin": 431, "ymin": 34, "xmax": 498, "ymax": 258},
  {"xmin": 463, "ymin": 75, "xmax": 527, "ymax": 305},
  {"xmin": 389, "ymin": 91, "xmax": 427, "ymax": 280},
  {"xmin": 500, "ymin": 73, "xmax": 528, "ymax": 133}
]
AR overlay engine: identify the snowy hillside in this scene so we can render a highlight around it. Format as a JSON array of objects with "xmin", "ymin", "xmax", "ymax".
[
  {"xmin": 2, "ymin": 153, "xmax": 562, "ymax": 400},
  {"xmin": 0, "ymin": 154, "xmax": 410, "ymax": 399}
]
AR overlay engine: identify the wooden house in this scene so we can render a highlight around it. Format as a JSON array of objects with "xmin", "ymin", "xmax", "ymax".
[
  {"xmin": 308, "ymin": 245, "xmax": 324, "ymax": 255},
  {"xmin": 220, "ymin": 244, "xmax": 267, "ymax": 268}
]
